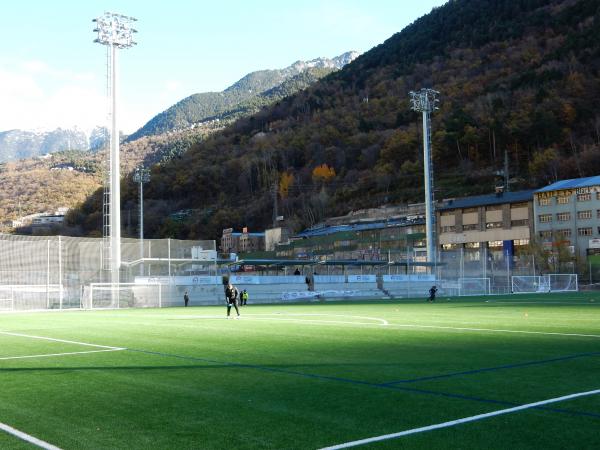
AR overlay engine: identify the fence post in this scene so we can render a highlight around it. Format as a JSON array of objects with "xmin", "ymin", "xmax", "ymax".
[
  {"xmin": 58, "ymin": 236, "xmax": 63, "ymax": 310},
  {"xmin": 47, "ymin": 239, "xmax": 50, "ymax": 309},
  {"xmin": 168, "ymin": 239, "xmax": 171, "ymax": 279}
]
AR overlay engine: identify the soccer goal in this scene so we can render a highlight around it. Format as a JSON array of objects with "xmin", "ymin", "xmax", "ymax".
[
  {"xmin": 511, "ymin": 274, "xmax": 578, "ymax": 294},
  {"xmin": 458, "ymin": 278, "xmax": 491, "ymax": 296},
  {"xmin": 0, "ymin": 284, "xmax": 63, "ymax": 311},
  {"xmin": 84, "ymin": 283, "xmax": 164, "ymax": 309}
]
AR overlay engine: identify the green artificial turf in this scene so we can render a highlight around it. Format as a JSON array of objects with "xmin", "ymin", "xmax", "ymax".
[{"xmin": 0, "ymin": 293, "xmax": 599, "ymax": 449}]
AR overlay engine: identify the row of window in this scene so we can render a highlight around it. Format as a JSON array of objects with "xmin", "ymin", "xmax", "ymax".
[
  {"xmin": 441, "ymin": 239, "xmax": 530, "ymax": 250},
  {"xmin": 539, "ymin": 227, "xmax": 596, "ymax": 238},
  {"xmin": 440, "ymin": 219, "xmax": 529, "ymax": 233},
  {"xmin": 538, "ymin": 192, "xmax": 599, "ymax": 206},
  {"xmin": 538, "ymin": 210, "xmax": 600, "ymax": 223}
]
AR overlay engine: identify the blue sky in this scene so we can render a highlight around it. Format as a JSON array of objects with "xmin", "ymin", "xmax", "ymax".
[{"xmin": 0, "ymin": 0, "xmax": 447, "ymax": 134}]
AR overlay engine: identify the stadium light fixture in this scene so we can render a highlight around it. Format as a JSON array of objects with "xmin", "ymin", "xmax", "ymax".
[
  {"xmin": 409, "ymin": 88, "xmax": 440, "ymax": 269},
  {"xmin": 93, "ymin": 12, "xmax": 137, "ymax": 290}
]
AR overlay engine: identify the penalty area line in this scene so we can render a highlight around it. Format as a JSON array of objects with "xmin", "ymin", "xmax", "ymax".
[
  {"xmin": 0, "ymin": 421, "xmax": 62, "ymax": 450},
  {"xmin": 319, "ymin": 388, "xmax": 600, "ymax": 450},
  {"xmin": 0, "ymin": 348, "xmax": 125, "ymax": 361},
  {"xmin": 0, "ymin": 331, "xmax": 122, "ymax": 350}
]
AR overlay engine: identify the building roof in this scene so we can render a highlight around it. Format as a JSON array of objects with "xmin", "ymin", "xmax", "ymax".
[
  {"xmin": 535, "ymin": 175, "xmax": 600, "ymax": 193},
  {"xmin": 437, "ymin": 190, "xmax": 535, "ymax": 211},
  {"xmin": 295, "ymin": 217, "xmax": 425, "ymax": 238}
]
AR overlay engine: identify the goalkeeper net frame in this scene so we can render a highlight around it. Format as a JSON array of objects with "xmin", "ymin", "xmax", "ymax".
[
  {"xmin": 0, "ymin": 284, "xmax": 63, "ymax": 311},
  {"xmin": 84, "ymin": 283, "xmax": 164, "ymax": 309},
  {"xmin": 511, "ymin": 274, "xmax": 578, "ymax": 294}
]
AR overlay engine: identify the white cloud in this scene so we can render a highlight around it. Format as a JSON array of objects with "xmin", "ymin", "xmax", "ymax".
[{"xmin": 0, "ymin": 62, "xmax": 107, "ymax": 133}]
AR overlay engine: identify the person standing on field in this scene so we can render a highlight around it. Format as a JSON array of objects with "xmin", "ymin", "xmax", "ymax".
[
  {"xmin": 241, "ymin": 289, "xmax": 248, "ymax": 306},
  {"xmin": 184, "ymin": 290, "xmax": 190, "ymax": 307},
  {"xmin": 225, "ymin": 283, "xmax": 240, "ymax": 318}
]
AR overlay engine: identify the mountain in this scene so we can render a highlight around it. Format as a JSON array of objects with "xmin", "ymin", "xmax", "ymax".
[
  {"xmin": 69, "ymin": 0, "xmax": 600, "ymax": 242},
  {"xmin": 0, "ymin": 128, "xmax": 90, "ymax": 162},
  {"xmin": 126, "ymin": 52, "xmax": 359, "ymax": 141}
]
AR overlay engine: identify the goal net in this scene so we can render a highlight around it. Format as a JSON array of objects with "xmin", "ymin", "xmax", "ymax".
[
  {"xmin": 458, "ymin": 278, "xmax": 490, "ymax": 296},
  {"xmin": 0, "ymin": 285, "xmax": 63, "ymax": 311},
  {"xmin": 548, "ymin": 274, "xmax": 578, "ymax": 292},
  {"xmin": 84, "ymin": 283, "xmax": 164, "ymax": 309},
  {"xmin": 511, "ymin": 274, "xmax": 578, "ymax": 294}
]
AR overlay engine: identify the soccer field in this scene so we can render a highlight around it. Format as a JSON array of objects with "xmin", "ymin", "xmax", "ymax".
[{"xmin": 0, "ymin": 293, "xmax": 599, "ymax": 449}]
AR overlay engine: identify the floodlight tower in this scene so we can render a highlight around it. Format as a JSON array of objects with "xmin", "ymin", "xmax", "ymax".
[
  {"xmin": 133, "ymin": 166, "xmax": 150, "ymax": 275},
  {"xmin": 409, "ymin": 88, "xmax": 440, "ymax": 268},
  {"xmin": 93, "ymin": 12, "xmax": 137, "ymax": 286}
]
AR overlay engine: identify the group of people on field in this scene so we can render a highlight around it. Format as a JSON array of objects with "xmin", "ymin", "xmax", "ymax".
[
  {"xmin": 182, "ymin": 283, "xmax": 437, "ymax": 311},
  {"xmin": 183, "ymin": 285, "xmax": 249, "ymax": 317}
]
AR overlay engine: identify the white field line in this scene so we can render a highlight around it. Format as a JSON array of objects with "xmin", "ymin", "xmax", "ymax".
[
  {"xmin": 0, "ymin": 421, "xmax": 61, "ymax": 450},
  {"xmin": 244, "ymin": 313, "xmax": 389, "ymax": 326},
  {"xmin": 0, "ymin": 348, "xmax": 125, "ymax": 361},
  {"xmin": 167, "ymin": 313, "xmax": 389, "ymax": 326},
  {"xmin": 387, "ymin": 323, "xmax": 600, "ymax": 339},
  {"xmin": 0, "ymin": 331, "xmax": 123, "ymax": 350},
  {"xmin": 320, "ymin": 389, "xmax": 600, "ymax": 450},
  {"xmin": 238, "ymin": 317, "xmax": 384, "ymax": 326}
]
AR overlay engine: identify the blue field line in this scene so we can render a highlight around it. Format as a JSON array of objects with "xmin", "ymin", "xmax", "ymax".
[
  {"xmin": 126, "ymin": 348, "xmax": 600, "ymax": 421},
  {"xmin": 381, "ymin": 351, "xmax": 600, "ymax": 386}
]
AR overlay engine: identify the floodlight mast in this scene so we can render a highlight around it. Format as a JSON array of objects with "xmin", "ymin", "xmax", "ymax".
[
  {"xmin": 409, "ymin": 88, "xmax": 439, "ymax": 269},
  {"xmin": 93, "ymin": 12, "xmax": 137, "ymax": 289}
]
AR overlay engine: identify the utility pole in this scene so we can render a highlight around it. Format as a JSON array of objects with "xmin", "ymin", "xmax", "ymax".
[
  {"xmin": 410, "ymin": 88, "xmax": 440, "ymax": 268},
  {"xmin": 93, "ymin": 12, "xmax": 137, "ymax": 292},
  {"xmin": 133, "ymin": 166, "xmax": 150, "ymax": 275}
]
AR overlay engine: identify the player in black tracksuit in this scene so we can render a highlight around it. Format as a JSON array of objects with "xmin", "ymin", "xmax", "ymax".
[
  {"xmin": 225, "ymin": 284, "xmax": 240, "ymax": 318},
  {"xmin": 428, "ymin": 285, "xmax": 438, "ymax": 302}
]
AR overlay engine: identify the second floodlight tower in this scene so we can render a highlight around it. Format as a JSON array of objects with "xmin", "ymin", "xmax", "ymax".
[
  {"xmin": 93, "ymin": 12, "xmax": 137, "ymax": 282},
  {"xmin": 409, "ymin": 88, "xmax": 439, "ymax": 268}
]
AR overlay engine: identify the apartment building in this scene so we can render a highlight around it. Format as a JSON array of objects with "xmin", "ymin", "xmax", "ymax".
[{"xmin": 534, "ymin": 175, "xmax": 600, "ymax": 259}]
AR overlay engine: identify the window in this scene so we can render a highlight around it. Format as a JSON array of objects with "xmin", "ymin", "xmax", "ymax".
[
  {"xmin": 441, "ymin": 226, "xmax": 455, "ymax": 233},
  {"xmin": 597, "ymin": 192, "xmax": 600, "ymax": 201},
  {"xmin": 577, "ymin": 193, "xmax": 592, "ymax": 202},
  {"xmin": 442, "ymin": 243, "xmax": 459, "ymax": 250},
  {"xmin": 511, "ymin": 202, "xmax": 529, "ymax": 209},
  {"xmin": 556, "ymin": 212, "xmax": 571, "ymax": 221},
  {"xmin": 464, "ymin": 242, "xmax": 480, "ymax": 249},
  {"xmin": 538, "ymin": 197, "xmax": 551, "ymax": 206},
  {"xmin": 514, "ymin": 239, "xmax": 530, "ymax": 246},
  {"xmin": 557, "ymin": 229, "xmax": 572, "ymax": 237},
  {"xmin": 511, "ymin": 219, "xmax": 529, "ymax": 227},
  {"xmin": 486, "ymin": 221, "xmax": 503, "ymax": 229},
  {"xmin": 539, "ymin": 231, "xmax": 552, "ymax": 239},
  {"xmin": 488, "ymin": 240, "xmax": 503, "ymax": 248},
  {"xmin": 538, "ymin": 214, "xmax": 552, "ymax": 223},
  {"xmin": 578, "ymin": 227, "xmax": 593, "ymax": 236},
  {"xmin": 462, "ymin": 224, "xmax": 478, "ymax": 231},
  {"xmin": 486, "ymin": 205, "xmax": 502, "ymax": 211},
  {"xmin": 557, "ymin": 196, "xmax": 570, "ymax": 204},
  {"xmin": 597, "ymin": 210, "xmax": 600, "ymax": 219},
  {"xmin": 578, "ymin": 210, "xmax": 592, "ymax": 220}
]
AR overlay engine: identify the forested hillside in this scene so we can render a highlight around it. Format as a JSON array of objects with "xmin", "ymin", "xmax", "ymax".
[{"xmin": 71, "ymin": 0, "xmax": 600, "ymax": 241}]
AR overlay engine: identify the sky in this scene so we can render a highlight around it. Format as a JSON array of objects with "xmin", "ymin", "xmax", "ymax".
[{"xmin": 0, "ymin": 0, "xmax": 447, "ymax": 135}]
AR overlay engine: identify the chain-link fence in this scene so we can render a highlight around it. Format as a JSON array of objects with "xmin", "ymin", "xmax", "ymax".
[{"xmin": 0, "ymin": 235, "xmax": 215, "ymax": 310}]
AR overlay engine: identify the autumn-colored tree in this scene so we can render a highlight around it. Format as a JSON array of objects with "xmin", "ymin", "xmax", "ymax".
[
  {"xmin": 279, "ymin": 171, "xmax": 294, "ymax": 199},
  {"xmin": 312, "ymin": 164, "xmax": 336, "ymax": 182}
]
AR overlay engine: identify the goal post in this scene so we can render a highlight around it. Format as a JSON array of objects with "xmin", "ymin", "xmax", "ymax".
[
  {"xmin": 458, "ymin": 278, "xmax": 491, "ymax": 296},
  {"xmin": 0, "ymin": 284, "xmax": 62, "ymax": 311},
  {"xmin": 511, "ymin": 274, "xmax": 578, "ymax": 294},
  {"xmin": 85, "ymin": 283, "xmax": 163, "ymax": 309}
]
